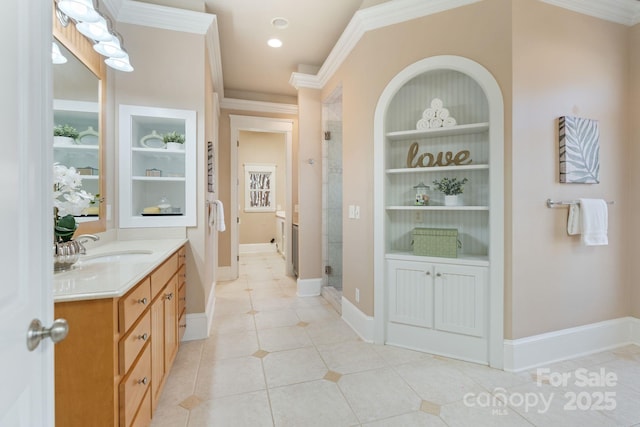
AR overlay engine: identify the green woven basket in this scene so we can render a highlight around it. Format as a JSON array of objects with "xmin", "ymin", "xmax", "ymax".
[{"xmin": 412, "ymin": 228, "xmax": 460, "ymax": 258}]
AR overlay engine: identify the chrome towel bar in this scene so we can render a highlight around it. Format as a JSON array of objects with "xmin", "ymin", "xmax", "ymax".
[{"xmin": 546, "ymin": 198, "xmax": 615, "ymax": 208}]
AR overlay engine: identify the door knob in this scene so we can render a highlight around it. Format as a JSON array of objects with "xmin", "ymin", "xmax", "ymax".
[{"xmin": 26, "ymin": 318, "xmax": 69, "ymax": 351}]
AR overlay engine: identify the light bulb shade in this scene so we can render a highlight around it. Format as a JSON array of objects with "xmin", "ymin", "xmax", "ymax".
[
  {"xmin": 105, "ymin": 54, "xmax": 134, "ymax": 72},
  {"xmin": 57, "ymin": 0, "xmax": 100, "ymax": 23},
  {"xmin": 52, "ymin": 42, "xmax": 67, "ymax": 64},
  {"xmin": 76, "ymin": 17, "xmax": 111, "ymax": 42},
  {"xmin": 93, "ymin": 37, "xmax": 127, "ymax": 58}
]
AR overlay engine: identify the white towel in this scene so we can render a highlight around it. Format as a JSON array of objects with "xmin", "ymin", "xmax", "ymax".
[
  {"xmin": 430, "ymin": 98, "xmax": 444, "ymax": 110},
  {"xmin": 579, "ymin": 199, "xmax": 608, "ymax": 246},
  {"xmin": 443, "ymin": 117, "xmax": 457, "ymax": 127},
  {"xmin": 214, "ymin": 200, "xmax": 226, "ymax": 232},
  {"xmin": 567, "ymin": 204, "xmax": 580, "ymax": 235},
  {"xmin": 429, "ymin": 117, "xmax": 443, "ymax": 129},
  {"xmin": 437, "ymin": 108, "xmax": 450, "ymax": 119},
  {"xmin": 416, "ymin": 118, "xmax": 430, "ymax": 130},
  {"xmin": 422, "ymin": 108, "xmax": 436, "ymax": 120}
]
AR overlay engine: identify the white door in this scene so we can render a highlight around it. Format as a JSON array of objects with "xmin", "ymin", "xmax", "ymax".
[{"xmin": 0, "ymin": 1, "xmax": 55, "ymax": 425}]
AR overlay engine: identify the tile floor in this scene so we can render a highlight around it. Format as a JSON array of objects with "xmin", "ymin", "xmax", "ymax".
[{"xmin": 151, "ymin": 252, "xmax": 640, "ymax": 427}]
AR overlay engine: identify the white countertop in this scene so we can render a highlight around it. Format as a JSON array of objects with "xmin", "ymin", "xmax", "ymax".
[{"xmin": 53, "ymin": 239, "xmax": 187, "ymax": 303}]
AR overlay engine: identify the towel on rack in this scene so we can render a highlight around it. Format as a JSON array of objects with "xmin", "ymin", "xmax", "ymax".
[
  {"xmin": 214, "ymin": 200, "xmax": 226, "ymax": 232},
  {"xmin": 567, "ymin": 204, "xmax": 580, "ymax": 235},
  {"xmin": 579, "ymin": 198, "xmax": 608, "ymax": 246}
]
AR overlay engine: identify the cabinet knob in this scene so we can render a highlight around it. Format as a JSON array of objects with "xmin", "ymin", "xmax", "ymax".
[
  {"xmin": 426, "ymin": 271, "xmax": 431, "ymax": 276},
  {"xmin": 179, "ymin": 324, "xmax": 187, "ymax": 329},
  {"xmin": 165, "ymin": 292, "xmax": 174, "ymax": 300},
  {"xmin": 138, "ymin": 377, "xmax": 149, "ymax": 385},
  {"xmin": 436, "ymin": 273, "xmax": 442, "ymax": 277},
  {"xmin": 138, "ymin": 297, "xmax": 148, "ymax": 305},
  {"xmin": 139, "ymin": 333, "xmax": 148, "ymax": 341}
]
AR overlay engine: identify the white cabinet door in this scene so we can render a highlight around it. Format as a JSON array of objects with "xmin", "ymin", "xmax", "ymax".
[
  {"xmin": 0, "ymin": 0, "xmax": 54, "ymax": 424},
  {"xmin": 434, "ymin": 264, "xmax": 486, "ymax": 337},
  {"xmin": 385, "ymin": 258, "xmax": 488, "ymax": 364},
  {"xmin": 387, "ymin": 259, "xmax": 433, "ymax": 328}
]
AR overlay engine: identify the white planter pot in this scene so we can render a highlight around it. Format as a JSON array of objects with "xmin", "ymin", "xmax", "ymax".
[
  {"xmin": 54, "ymin": 136, "xmax": 75, "ymax": 146},
  {"xmin": 166, "ymin": 142, "xmax": 183, "ymax": 151},
  {"xmin": 444, "ymin": 195, "xmax": 459, "ymax": 206}
]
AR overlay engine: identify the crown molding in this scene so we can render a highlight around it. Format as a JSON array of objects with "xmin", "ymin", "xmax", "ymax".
[
  {"xmin": 291, "ymin": 0, "xmax": 640, "ymax": 91},
  {"xmin": 290, "ymin": 0, "xmax": 482, "ymax": 90},
  {"xmin": 220, "ymin": 98, "xmax": 298, "ymax": 115},
  {"xmin": 539, "ymin": 0, "xmax": 640, "ymax": 26}
]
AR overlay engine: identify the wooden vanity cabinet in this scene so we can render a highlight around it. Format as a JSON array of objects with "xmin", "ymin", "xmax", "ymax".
[{"xmin": 54, "ymin": 245, "xmax": 186, "ymax": 427}]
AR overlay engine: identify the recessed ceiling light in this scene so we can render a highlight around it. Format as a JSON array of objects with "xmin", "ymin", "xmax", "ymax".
[
  {"xmin": 267, "ymin": 38, "xmax": 283, "ymax": 48},
  {"xmin": 271, "ymin": 17, "xmax": 289, "ymax": 29}
]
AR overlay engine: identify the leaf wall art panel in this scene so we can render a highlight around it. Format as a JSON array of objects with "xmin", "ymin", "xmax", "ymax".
[{"xmin": 559, "ymin": 116, "xmax": 600, "ymax": 184}]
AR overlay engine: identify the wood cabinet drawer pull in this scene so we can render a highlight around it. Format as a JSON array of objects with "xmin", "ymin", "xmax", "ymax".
[
  {"xmin": 138, "ymin": 377, "xmax": 149, "ymax": 385},
  {"xmin": 138, "ymin": 297, "xmax": 148, "ymax": 305},
  {"xmin": 165, "ymin": 292, "xmax": 174, "ymax": 301},
  {"xmin": 179, "ymin": 324, "xmax": 187, "ymax": 329},
  {"xmin": 138, "ymin": 333, "xmax": 149, "ymax": 341}
]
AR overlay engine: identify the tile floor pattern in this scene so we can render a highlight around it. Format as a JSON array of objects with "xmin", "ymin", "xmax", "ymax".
[{"xmin": 152, "ymin": 252, "xmax": 640, "ymax": 427}]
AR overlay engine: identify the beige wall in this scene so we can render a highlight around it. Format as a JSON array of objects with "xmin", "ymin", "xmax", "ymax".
[
  {"xmin": 114, "ymin": 24, "xmax": 210, "ymax": 314},
  {"xmin": 630, "ymin": 23, "xmax": 640, "ymax": 318},
  {"xmin": 238, "ymin": 131, "xmax": 286, "ymax": 244},
  {"xmin": 217, "ymin": 109, "xmax": 298, "ymax": 268},
  {"xmin": 297, "ymin": 88, "xmax": 323, "ymax": 280},
  {"xmin": 511, "ymin": 1, "xmax": 630, "ymax": 338},
  {"xmin": 321, "ymin": 0, "xmax": 513, "ymax": 317}
]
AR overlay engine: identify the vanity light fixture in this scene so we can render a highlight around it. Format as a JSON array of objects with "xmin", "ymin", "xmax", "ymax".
[
  {"xmin": 57, "ymin": 0, "xmax": 101, "ymax": 23},
  {"xmin": 51, "ymin": 42, "xmax": 68, "ymax": 64},
  {"xmin": 55, "ymin": 0, "xmax": 134, "ymax": 72},
  {"xmin": 267, "ymin": 38, "xmax": 283, "ymax": 48},
  {"xmin": 105, "ymin": 54, "xmax": 134, "ymax": 73},
  {"xmin": 76, "ymin": 16, "xmax": 112, "ymax": 42}
]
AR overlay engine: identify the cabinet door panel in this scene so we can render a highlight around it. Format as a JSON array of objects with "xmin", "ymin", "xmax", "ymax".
[
  {"xmin": 387, "ymin": 260, "xmax": 433, "ymax": 328},
  {"xmin": 151, "ymin": 297, "xmax": 164, "ymax": 410},
  {"xmin": 164, "ymin": 276, "xmax": 179, "ymax": 370},
  {"xmin": 434, "ymin": 265, "xmax": 486, "ymax": 337}
]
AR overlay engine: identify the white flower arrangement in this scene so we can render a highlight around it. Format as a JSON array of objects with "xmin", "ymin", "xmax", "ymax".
[{"xmin": 54, "ymin": 163, "xmax": 94, "ymax": 241}]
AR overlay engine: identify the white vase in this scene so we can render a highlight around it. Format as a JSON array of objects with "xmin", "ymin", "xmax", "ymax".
[
  {"xmin": 444, "ymin": 195, "xmax": 459, "ymax": 206},
  {"xmin": 166, "ymin": 142, "xmax": 183, "ymax": 151},
  {"xmin": 54, "ymin": 136, "xmax": 75, "ymax": 146}
]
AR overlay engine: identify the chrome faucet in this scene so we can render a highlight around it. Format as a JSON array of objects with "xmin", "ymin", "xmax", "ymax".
[{"xmin": 75, "ymin": 234, "xmax": 100, "ymax": 254}]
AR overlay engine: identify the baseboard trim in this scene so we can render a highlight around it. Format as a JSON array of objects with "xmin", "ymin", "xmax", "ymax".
[
  {"xmin": 181, "ymin": 281, "xmax": 217, "ymax": 341},
  {"xmin": 503, "ymin": 317, "xmax": 638, "ymax": 372},
  {"xmin": 296, "ymin": 277, "xmax": 323, "ymax": 297},
  {"xmin": 341, "ymin": 296, "xmax": 375, "ymax": 343},
  {"xmin": 239, "ymin": 243, "xmax": 276, "ymax": 254}
]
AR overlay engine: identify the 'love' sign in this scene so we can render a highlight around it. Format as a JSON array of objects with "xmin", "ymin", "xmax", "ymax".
[{"xmin": 406, "ymin": 142, "xmax": 472, "ymax": 168}]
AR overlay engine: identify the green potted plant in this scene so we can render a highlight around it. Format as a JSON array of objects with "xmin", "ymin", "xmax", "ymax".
[
  {"xmin": 53, "ymin": 124, "xmax": 79, "ymax": 146},
  {"xmin": 163, "ymin": 131, "xmax": 185, "ymax": 151},
  {"xmin": 432, "ymin": 177, "xmax": 468, "ymax": 206}
]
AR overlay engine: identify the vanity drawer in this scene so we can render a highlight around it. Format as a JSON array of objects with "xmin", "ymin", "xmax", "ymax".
[
  {"xmin": 120, "ymin": 344, "xmax": 151, "ymax": 427},
  {"xmin": 178, "ymin": 264, "xmax": 186, "ymax": 288},
  {"xmin": 178, "ymin": 311, "xmax": 187, "ymax": 342},
  {"xmin": 178, "ymin": 283, "xmax": 186, "ymax": 315},
  {"xmin": 151, "ymin": 253, "xmax": 178, "ymax": 297},
  {"xmin": 120, "ymin": 277, "xmax": 151, "ymax": 333},
  {"xmin": 131, "ymin": 388, "xmax": 152, "ymax": 427},
  {"xmin": 120, "ymin": 311, "xmax": 151, "ymax": 375}
]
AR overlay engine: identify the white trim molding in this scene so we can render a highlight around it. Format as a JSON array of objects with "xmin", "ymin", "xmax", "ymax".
[
  {"xmin": 341, "ymin": 297, "xmax": 375, "ymax": 343},
  {"xmin": 503, "ymin": 317, "xmax": 640, "ymax": 372},
  {"xmin": 290, "ymin": 0, "xmax": 640, "ymax": 91},
  {"xmin": 221, "ymin": 98, "xmax": 298, "ymax": 115},
  {"xmin": 181, "ymin": 281, "xmax": 217, "ymax": 341},
  {"xmin": 296, "ymin": 278, "xmax": 323, "ymax": 297}
]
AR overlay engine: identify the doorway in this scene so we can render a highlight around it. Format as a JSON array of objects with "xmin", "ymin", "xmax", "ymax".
[
  {"xmin": 229, "ymin": 115, "xmax": 294, "ymax": 279},
  {"xmin": 321, "ymin": 87, "xmax": 343, "ymax": 313}
]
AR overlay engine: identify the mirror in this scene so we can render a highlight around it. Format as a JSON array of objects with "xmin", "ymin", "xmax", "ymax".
[{"xmin": 53, "ymin": 12, "xmax": 106, "ymax": 235}]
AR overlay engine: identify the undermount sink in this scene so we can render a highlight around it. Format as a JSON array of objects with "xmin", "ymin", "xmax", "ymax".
[{"xmin": 79, "ymin": 250, "xmax": 153, "ymax": 265}]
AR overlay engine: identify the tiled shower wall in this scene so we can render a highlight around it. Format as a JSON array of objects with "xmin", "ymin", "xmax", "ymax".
[{"xmin": 322, "ymin": 93, "xmax": 343, "ymax": 291}]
